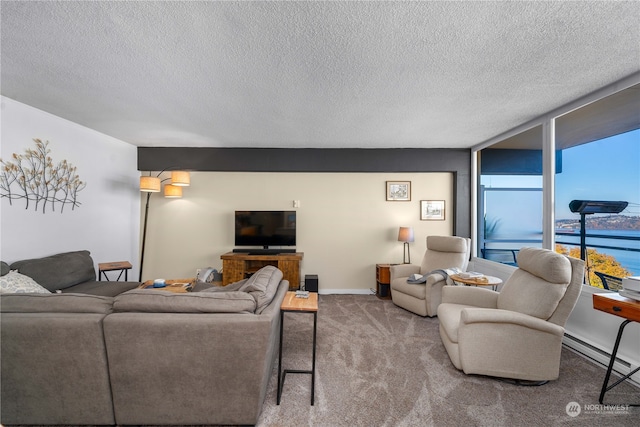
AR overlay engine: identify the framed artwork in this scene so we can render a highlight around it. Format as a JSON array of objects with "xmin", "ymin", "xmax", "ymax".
[
  {"xmin": 421, "ymin": 200, "xmax": 445, "ymax": 220},
  {"xmin": 386, "ymin": 181, "xmax": 411, "ymax": 201}
]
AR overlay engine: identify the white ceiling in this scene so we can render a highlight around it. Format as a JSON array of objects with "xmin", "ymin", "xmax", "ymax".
[{"xmin": 1, "ymin": 1, "xmax": 639, "ymax": 149}]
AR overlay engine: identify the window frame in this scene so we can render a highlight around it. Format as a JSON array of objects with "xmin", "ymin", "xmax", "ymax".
[{"xmin": 471, "ymin": 73, "xmax": 640, "ymax": 265}]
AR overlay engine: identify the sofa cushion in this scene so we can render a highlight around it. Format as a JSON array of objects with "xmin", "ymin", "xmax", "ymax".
[
  {"xmin": 390, "ymin": 277, "xmax": 427, "ymax": 300},
  {"xmin": 427, "ymin": 235, "xmax": 468, "ymax": 253},
  {"xmin": 497, "ymin": 248, "xmax": 571, "ymax": 320},
  {"xmin": 62, "ymin": 280, "xmax": 141, "ymax": 297},
  {"xmin": 516, "ymin": 247, "xmax": 571, "ymax": 284},
  {"xmin": 437, "ymin": 303, "xmax": 473, "ymax": 343},
  {"xmin": 200, "ymin": 278, "xmax": 248, "ymax": 292},
  {"xmin": 0, "ymin": 293, "xmax": 113, "ymax": 314},
  {"xmin": 238, "ymin": 265, "xmax": 284, "ymax": 314},
  {"xmin": 113, "ymin": 289, "xmax": 256, "ymax": 313},
  {"xmin": 1, "ymin": 261, "xmax": 9, "ymax": 276},
  {"xmin": 421, "ymin": 236, "xmax": 469, "ymax": 274},
  {"xmin": 10, "ymin": 250, "xmax": 96, "ymax": 292},
  {"xmin": 0, "ymin": 271, "xmax": 51, "ymax": 294}
]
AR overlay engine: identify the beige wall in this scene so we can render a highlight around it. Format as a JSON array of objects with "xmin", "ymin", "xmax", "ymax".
[{"xmin": 142, "ymin": 171, "xmax": 453, "ymax": 293}]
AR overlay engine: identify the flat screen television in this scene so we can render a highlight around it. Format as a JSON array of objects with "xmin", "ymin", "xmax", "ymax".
[{"xmin": 234, "ymin": 210, "xmax": 296, "ymax": 249}]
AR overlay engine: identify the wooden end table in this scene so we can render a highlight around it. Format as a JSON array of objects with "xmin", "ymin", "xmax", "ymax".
[
  {"xmin": 376, "ymin": 264, "xmax": 394, "ymax": 299},
  {"xmin": 450, "ymin": 273, "xmax": 503, "ymax": 291},
  {"xmin": 98, "ymin": 261, "xmax": 132, "ymax": 281},
  {"xmin": 278, "ymin": 291, "xmax": 318, "ymax": 405},
  {"xmin": 593, "ymin": 293, "xmax": 640, "ymax": 406}
]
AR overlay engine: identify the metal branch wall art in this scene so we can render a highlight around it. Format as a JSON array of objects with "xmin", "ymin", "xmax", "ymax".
[{"xmin": 1, "ymin": 139, "xmax": 86, "ymax": 213}]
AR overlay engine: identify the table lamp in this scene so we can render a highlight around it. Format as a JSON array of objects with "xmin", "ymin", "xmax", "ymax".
[{"xmin": 398, "ymin": 227, "xmax": 414, "ymax": 264}]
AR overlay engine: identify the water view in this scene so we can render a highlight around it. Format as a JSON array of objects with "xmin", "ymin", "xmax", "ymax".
[{"xmin": 555, "ymin": 229, "xmax": 640, "ymax": 276}]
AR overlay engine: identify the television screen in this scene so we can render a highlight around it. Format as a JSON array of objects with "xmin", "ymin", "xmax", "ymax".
[{"xmin": 235, "ymin": 211, "xmax": 296, "ymax": 248}]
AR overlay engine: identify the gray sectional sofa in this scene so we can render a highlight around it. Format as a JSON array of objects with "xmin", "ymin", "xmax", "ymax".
[
  {"xmin": 2, "ymin": 250, "xmax": 141, "ymax": 296},
  {"xmin": 1, "ymin": 251, "xmax": 289, "ymax": 426}
]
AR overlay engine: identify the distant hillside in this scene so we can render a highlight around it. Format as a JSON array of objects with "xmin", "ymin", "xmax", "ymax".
[{"xmin": 556, "ymin": 214, "xmax": 640, "ymax": 231}]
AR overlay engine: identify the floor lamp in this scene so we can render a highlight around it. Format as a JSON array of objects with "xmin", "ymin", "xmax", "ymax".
[
  {"xmin": 568, "ymin": 200, "xmax": 627, "ymax": 261},
  {"xmin": 139, "ymin": 170, "xmax": 190, "ymax": 281}
]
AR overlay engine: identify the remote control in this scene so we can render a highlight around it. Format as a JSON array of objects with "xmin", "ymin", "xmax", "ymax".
[{"xmin": 295, "ymin": 290, "xmax": 309, "ymax": 298}]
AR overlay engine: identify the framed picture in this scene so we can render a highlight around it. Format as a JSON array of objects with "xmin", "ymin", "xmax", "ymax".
[
  {"xmin": 386, "ymin": 181, "xmax": 411, "ymax": 201},
  {"xmin": 421, "ymin": 200, "xmax": 445, "ymax": 220}
]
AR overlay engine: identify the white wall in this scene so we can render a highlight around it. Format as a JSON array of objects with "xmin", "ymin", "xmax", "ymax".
[
  {"xmin": 1, "ymin": 97, "xmax": 140, "ymax": 276},
  {"xmin": 141, "ymin": 171, "xmax": 454, "ymax": 292}
]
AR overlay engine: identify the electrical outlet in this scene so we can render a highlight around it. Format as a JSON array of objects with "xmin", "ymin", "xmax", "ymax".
[{"xmin": 196, "ymin": 268, "xmax": 201, "ymax": 280}]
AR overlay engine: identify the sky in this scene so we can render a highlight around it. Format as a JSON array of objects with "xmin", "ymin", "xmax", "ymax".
[
  {"xmin": 480, "ymin": 128, "xmax": 640, "ymax": 220},
  {"xmin": 555, "ymin": 129, "xmax": 640, "ymax": 219}
]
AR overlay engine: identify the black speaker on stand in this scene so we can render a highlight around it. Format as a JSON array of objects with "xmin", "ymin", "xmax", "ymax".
[{"xmin": 305, "ymin": 274, "xmax": 318, "ymax": 293}]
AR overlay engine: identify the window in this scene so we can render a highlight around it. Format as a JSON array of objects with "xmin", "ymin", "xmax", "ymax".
[
  {"xmin": 474, "ymin": 82, "xmax": 639, "ymax": 289},
  {"xmin": 554, "ymin": 131, "xmax": 639, "ymax": 289},
  {"xmin": 477, "ymin": 126, "xmax": 543, "ymax": 265}
]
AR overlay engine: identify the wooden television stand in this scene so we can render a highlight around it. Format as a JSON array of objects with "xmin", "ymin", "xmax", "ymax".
[{"xmin": 220, "ymin": 252, "xmax": 303, "ymax": 290}]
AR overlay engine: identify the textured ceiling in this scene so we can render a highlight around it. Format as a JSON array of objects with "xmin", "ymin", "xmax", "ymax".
[{"xmin": 1, "ymin": 1, "xmax": 639, "ymax": 149}]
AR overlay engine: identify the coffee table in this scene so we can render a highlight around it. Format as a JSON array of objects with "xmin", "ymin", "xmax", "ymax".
[
  {"xmin": 139, "ymin": 279, "xmax": 195, "ymax": 293},
  {"xmin": 450, "ymin": 273, "xmax": 503, "ymax": 291}
]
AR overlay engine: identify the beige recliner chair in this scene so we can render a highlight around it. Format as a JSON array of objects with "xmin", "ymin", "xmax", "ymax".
[
  {"xmin": 390, "ymin": 236, "xmax": 471, "ymax": 317},
  {"xmin": 437, "ymin": 247, "xmax": 585, "ymax": 382}
]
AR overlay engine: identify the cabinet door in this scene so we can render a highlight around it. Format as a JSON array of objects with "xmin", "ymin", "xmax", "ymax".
[
  {"xmin": 278, "ymin": 260, "xmax": 300, "ymax": 290},
  {"xmin": 377, "ymin": 265, "xmax": 391, "ymax": 284},
  {"xmin": 223, "ymin": 259, "xmax": 245, "ymax": 286}
]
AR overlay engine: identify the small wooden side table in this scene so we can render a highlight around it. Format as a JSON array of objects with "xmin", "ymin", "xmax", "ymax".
[
  {"xmin": 376, "ymin": 264, "xmax": 394, "ymax": 299},
  {"xmin": 98, "ymin": 261, "xmax": 132, "ymax": 281},
  {"xmin": 278, "ymin": 291, "xmax": 318, "ymax": 405},
  {"xmin": 450, "ymin": 273, "xmax": 503, "ymax": 291},
  {"xmin": 593, "ymin": 293, "xmax": 640, "ymax": 406}
]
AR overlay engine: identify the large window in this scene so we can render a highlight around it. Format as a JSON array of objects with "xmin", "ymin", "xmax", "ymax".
[
  {"xmin": 475, "ymin": 82, "xmax": 639, "ymax": 293},
  {"xmin": 554, "ymin": 84, "xmax": 640, "ymax": 290}
]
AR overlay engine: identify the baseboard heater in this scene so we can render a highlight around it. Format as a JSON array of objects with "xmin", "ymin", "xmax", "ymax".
[{"xmin": 563, "ymin": 333, "xmax": 639, "ymax": 387}]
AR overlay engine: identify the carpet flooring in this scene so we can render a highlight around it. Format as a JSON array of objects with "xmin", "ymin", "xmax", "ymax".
[{"xmin": 257, "ymin": 294, "xmax": 639, "ymax": 427}]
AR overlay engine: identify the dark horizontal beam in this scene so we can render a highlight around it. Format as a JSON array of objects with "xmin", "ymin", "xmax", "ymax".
[
  {"xmin": 138, "ymin": 147, "xmax": 469, "ymax": 173},
  {"xmin": 138, "ymin": 147, "xmax": 471, "ymax": 237}
]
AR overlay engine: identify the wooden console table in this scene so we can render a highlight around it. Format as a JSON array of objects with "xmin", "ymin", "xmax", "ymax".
[
  {"xmin": 220, "ymin": 252, "xmax": 303, "ymax": 290},
  {"xmin": 593, "ymin": 293, "xmax": 640, "ymax": 406}
]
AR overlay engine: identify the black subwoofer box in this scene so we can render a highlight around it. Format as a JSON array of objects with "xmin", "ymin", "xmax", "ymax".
[{"xmin": 305, "ymin": 274, "xmax": 318, "ymax": 292}]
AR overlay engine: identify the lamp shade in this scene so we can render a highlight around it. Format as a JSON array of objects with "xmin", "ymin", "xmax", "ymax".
[
  {"xmin": 140, "ymin": 176, "xmax": 161, "ymax": 192},
  {"xmin": 171, "ymin": 171, "xmax": 190, "ymax": 186},
  {"xmin": 398, "ymin": 227, "xmax": 414, "ymax": 242},
  {"xmin": 164, "ymin": 184, "xmax": 183, "ymax": 198}
]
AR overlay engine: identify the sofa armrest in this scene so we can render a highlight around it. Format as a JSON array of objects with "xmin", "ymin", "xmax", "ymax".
[
  {"xmin": 426, "ymin": 273, "xmax": 446, "ymax": 286},
  {"xmin": 390, "ymin": 264, "xmax": 420, "ymax": 282},
  {"xmin": 460, "ymin": 308, "xmax": 564, "ymax": 336},
  {"xmin": 441, "ymin": 286, "xmax": 499, "ymax": 308}
]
